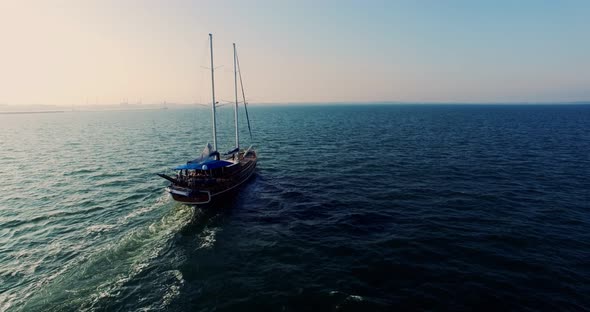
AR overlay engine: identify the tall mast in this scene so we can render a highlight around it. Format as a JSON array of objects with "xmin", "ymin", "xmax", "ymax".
[
  {"xmin": 235, "ymin": 46, "xmax": 253, "ymax": 141},
  {"xmin": 233, "ymin": 43, "xmax": 239, "ymax": 150},
  {"xmin": 209, "ymin": 33, "xmax": 218, "ymax": 151}
]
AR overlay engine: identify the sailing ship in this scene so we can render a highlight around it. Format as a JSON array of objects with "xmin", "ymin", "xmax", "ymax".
[{"xmin": 158, "ymin": 34, "xmax": 257, "ymax": 206}]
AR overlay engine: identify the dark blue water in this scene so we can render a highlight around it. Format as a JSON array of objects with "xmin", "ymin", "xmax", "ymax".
[{"xmin": 1, "ymin": 104, "xmax": 589, "ymax": 311}]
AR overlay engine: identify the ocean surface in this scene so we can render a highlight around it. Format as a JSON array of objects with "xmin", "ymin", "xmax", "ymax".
[{"xmin": 0, "ymin": 104, "xmax": 589, "ymax": 311}]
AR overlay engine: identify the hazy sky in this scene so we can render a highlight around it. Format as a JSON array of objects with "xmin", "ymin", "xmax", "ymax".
[{"xmin": 1, "ymin": 0, "xmax": 589, "ymax": 105}]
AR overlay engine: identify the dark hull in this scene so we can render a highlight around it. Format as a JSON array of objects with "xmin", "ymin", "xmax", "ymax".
[{"xmin": 167, "ymin": 151, "xmax": 257, "ymax": 206}]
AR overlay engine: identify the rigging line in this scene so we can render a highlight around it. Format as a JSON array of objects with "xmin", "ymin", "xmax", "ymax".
[
  {"xmin": 217, "ymin": 99, "xmax": 235, "ymax": 104},
  {"xmin": 235, "ymin": 47, "xmax": 253, "ymax": 142}
]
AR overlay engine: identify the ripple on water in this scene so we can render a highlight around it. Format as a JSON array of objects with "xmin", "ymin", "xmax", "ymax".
[
  {"xmin": 14, "ymin": 202, "xmax": 194, "ymax": 312},
  {"xmin": 1, "ymin": 106, "xmax": 590, "ymax": 311}
]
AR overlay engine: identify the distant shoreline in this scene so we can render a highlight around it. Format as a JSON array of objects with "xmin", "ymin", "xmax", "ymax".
[
  {"xmin": 0, "ymin": 111, "xmax": 65, "ymax": 115},
  {"xmin": 0, "ymin": 102, "xmax": 589, "ymax": 113}
]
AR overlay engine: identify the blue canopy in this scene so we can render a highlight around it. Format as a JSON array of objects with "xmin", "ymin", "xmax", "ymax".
[{"xmin": 173, "ymin": 159, "xmax": 233, "ymax": 171}]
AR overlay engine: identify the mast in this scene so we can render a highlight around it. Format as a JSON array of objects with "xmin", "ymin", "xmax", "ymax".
[
  {"xmin": 233, "ymin": 43, "xmax": 239, "ymax": 150},
  {"xmin": 235, "ymin": 46, "xmax": 253, "ymax": 141},
  {"xmin": 209, "ymin": 33, "xmax": 218, "ymax": 151}
]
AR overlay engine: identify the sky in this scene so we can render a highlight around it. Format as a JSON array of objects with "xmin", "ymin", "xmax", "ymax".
[{"xmin": 0, "ymin": 0, "xmax": 589, "ymax": 106}]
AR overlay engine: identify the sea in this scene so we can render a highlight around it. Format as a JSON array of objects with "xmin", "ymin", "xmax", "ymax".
[{"xmin": 0, "ymin": 104, "xmax": 589, "ymax": 311}]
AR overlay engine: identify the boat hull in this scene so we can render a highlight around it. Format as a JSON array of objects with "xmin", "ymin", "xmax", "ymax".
[{"xmin": 166, "ymin": 152, "xmax": 257, "ymax": 207}]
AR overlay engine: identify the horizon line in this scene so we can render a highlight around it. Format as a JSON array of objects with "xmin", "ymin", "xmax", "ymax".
[{"xmin": 1, "ymin": 101, "xmax": 590, "ymax": 111}]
